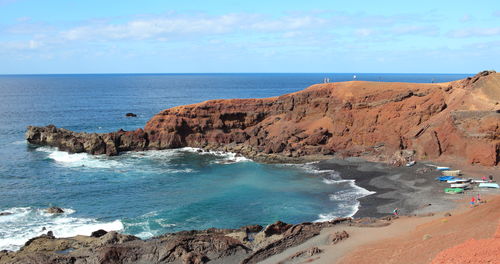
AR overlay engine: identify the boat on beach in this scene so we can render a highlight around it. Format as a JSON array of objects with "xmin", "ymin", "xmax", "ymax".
[
  {"xmin": 437, "ymin": 176, "xmax": 456, "ymax": 181},
  {"xmin": 478, "ymin": 183, "xmax": 500, "ymax": 188},
  {"xmin": 471, "ymin": 179, "xmax": 488, "ymax": 184},
  {"xmin": 450, "ymin": 183, "xmax": 470, "ymax": 189},
  {"xmin": 442, "ymin": 170, "xmax": 461, "ymax": 176},
  {"xmin": 446, "ymin": 178, "xmax": 471, "ymax": 183},
  {"xmin": 436, "ymin": 167, "xmax": 450, "ymax": 171},
  {"xmin": 406, "ymin": 161, "xmax": 416, "ymax": 167},
  {"xmin": 444, "ymin": 188, "xmax": 464, "ymax": 194}
]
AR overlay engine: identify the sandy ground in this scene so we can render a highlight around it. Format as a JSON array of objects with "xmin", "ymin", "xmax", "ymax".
[
  {"xmin": 338, "ymin": 195, "xmax": 500, "ymax": 264},
  {"xmin": 258, "ymin": 159, "xmax": 500, "ymax": 264},
  {"xmin": 260, "ymin": 195, "xmax": 500, "ymax": 264}
]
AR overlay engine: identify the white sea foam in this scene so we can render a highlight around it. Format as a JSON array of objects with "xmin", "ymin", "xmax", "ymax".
[
  {"xmin": 124, "ymin": 149, "xmax": 182, "ymax": 160},
  {"xmin": 36, "ymin": 146, "xmax": 249, "ymax": 171},
  {"xmin": 11, "ymin": 140, "xmax": 27, "ymax": 145},
  {"xmin": 314, "ymin": 179, "xmax": 375, "ymax": 222},
  {"xmin": 0, "ymin": 207, "xmax": 123, "ymax": 251},
  {"xmin": 36, "ymin": 147, "xmax": 194, "ymax": 173},
  {"xmin": 285, "ymin": 163, "xmax": 376, "ymax": 222},
  {"xmin": 179, "ymin": 147, "xmax": 251, "ymax": 164},
  {"xmin": 36, "ymin": 147, "xmax": 122, "ymax": 169}
]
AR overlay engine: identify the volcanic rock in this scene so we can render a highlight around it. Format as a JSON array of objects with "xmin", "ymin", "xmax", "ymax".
[
  {"xmin": 90, "ymin": 229, "xmax": 108, "ymax": 238},
  {"xmin": 125, "ymin": 112, "xmax": 137, "ymax": 117},
  {"xmin": 26, "ymin": 71, "xmax": 500, "ymax": 166},
  {"xmin": 263, "ymin": 221, "xmax": 293, "ymax": 237},
  {"xmin": 329, "ymin": 230, "xmax": 349, "ymax": 244},
  {"xmin": 45, "ymin": 207, "xmax": 64, "ymax": 214},
  {"xmin": 241, "ymin": 224, "xmax": 264, "ymax": 233},
  {"xmin": 0, "ymin": 218, "xmax": 357, "ymax": 264}
]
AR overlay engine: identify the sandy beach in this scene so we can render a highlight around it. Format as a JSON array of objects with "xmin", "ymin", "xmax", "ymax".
[{"xmin": 259, "ymin": 159, "xmax": 500, "ymax": 264}]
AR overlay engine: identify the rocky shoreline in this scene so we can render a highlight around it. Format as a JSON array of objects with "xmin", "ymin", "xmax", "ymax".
[
  {"xmin": 1, "ymin": 217, "xmax": 370, "ymax": 264},
  {"xmin": 26, "ymin": 71, "xmax": 500, "ymax": 166}
]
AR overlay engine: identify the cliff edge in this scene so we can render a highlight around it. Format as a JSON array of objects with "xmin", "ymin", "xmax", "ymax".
[{"xmin": 26, "ymin": 71, "xmax": 500, "ymax": 166}]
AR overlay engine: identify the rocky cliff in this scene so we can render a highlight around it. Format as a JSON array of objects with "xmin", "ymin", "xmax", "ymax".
[{"xmin": 26, "ymin": 71, "xmax": 500, "ymax": 166}]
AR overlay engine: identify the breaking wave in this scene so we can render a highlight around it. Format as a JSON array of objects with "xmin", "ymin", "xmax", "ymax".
[
  {"xmin": 287, "ymin": 163, "xmax": 376, "ymax": 222},
  {"xmin": 36, "ymin": 146, "xmax": 250, "ymax": 171},
  {"xmin": 178, "ymin": 147, "xmax": 252, "ymax": 164},
  {"xmin": 0, "ymin": 207, "xmax": 123, "ymax": 251}
]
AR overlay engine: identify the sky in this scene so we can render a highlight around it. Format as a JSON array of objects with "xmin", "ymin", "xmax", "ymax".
[{"xmin": 0, "ymin": 0, "xmax": 499, "ymax": 74}]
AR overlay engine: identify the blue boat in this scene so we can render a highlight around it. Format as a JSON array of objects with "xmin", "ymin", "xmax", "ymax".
[{"xmin": 437, "ymin": 176, "xmax": 456, "ymax": 181}]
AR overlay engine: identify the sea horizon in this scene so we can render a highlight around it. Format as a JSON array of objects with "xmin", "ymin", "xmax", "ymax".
[{"xmin": 0, "ymin": 71, "xmax": 475, "ymax": 76}]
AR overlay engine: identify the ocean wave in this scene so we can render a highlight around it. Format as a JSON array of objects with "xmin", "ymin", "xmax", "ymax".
[
  {"xmin": 0, "ymin": 207, "xmax": 123, "ymax": 251},
  {"xmin": 36, "ymin": 147, "xmax": 123, "ymax": 169},
  {"xmin": 179, "ymin": 147, "xmax": 251, "ymax": 164},
  {"xmin": 315, "ymin": 180, "xmax": 375, "ymax": 222},
  {"xmin": 286, "ymin": 163, "xmax": 375, "ymax": 222},
  {"xmin": 36, "ymin": 146, "xmax": 249, "ymax": 171},
  {"xmin": 11, "ymin": 140, "xmax": 27, "ymax": 145}
]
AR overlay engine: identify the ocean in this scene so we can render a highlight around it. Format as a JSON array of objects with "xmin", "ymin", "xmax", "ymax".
[{"xmin": 0, "ymin": 73, "xmax": 470, "ymax": 251}]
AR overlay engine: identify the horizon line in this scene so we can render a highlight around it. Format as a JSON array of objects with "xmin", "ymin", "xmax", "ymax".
[{"xmin": 0, "ymin": 71, "xmax": 478, "ymax": 76}]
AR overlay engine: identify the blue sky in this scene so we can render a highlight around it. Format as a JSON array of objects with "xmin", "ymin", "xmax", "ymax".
[{"xmin": 0, "ymin": 0, "xmax": 499, "ymax": 74}]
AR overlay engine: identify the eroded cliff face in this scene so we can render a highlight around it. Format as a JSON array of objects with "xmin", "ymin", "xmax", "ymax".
[{"xmin": 26, "ymin": 71, "xmax": 500, "ymax": 166}]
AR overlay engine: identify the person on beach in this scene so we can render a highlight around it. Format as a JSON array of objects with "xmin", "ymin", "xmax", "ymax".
[
  {"xmin": 393, "ymin": 208, "xmax": 399, "ymax": 216},
  {"xmin": 482, "ymin": 176, "xmax": 487, "ymax": 181},
  {"xmin": 470, "ymin": 197, "xmax": 475, "ymax": 207},
  {"xmin": 489, "ymin": 175, "xmax": 494, "ymax": 182},
  {"xmin": 477, "ymin": 194, "xmax": 481, "ymax": 203}
]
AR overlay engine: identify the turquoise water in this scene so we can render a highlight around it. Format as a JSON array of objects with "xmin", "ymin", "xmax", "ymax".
[{"xmin": 0, "ymin": 73, "xmax": 470, "ymax": 250}]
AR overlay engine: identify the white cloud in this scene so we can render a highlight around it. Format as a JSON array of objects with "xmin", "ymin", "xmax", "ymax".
[
  {"xmin": 449, "ymin": 27, "xmax": 500, "ymax": 38},
  {"xmin": 355, "ymin": 28, "xmax": 376, "ymax": 37},
  {"xmin": 390, "ymin": 25, "xmax": 439, "ymax": 36},
  {"xmin": 0, "ymin": 39, "xmax": 41, "ymax": 51},
  {"xmin": 57, "ymin": 14, "xmax": 333, "ymax": 42}
]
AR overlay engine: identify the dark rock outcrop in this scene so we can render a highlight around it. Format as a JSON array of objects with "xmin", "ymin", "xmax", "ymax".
[
  {"xmin": 0, "ymin": 212, "xmax": 12, "ymax": 216},
  {"xmin": 125, "ymin": 112, "xmax": 137, "ymax": 117},
  {"xmin": 26, "ymin": 71, "xmax": 500, "ymax": 166},
  {"xmin": 241, "ymin": 224, "xmax": 263, "ymax": 233},
  {"xmin": 329, "ymin": 230, "xmax": 349, "ymax": 244},
  {"xmin": 45, "ymin": 207, "xmax": 64, "ymax": 214},
  {"xmin": 241, "ymin": 223, "xmax": 323, "ymax": 264},
  {"xmin": 263, "ymin": 221, "xmax": 292, "ymax": 237},
  {"xmin": 90, "ymin": 229, "xmax": 108, "ymax": 238}
]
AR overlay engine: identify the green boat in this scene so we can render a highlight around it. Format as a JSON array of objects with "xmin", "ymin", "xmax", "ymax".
[{"xmin": 444, "ymin": 188, "xmax": 464, "ymax": 194}]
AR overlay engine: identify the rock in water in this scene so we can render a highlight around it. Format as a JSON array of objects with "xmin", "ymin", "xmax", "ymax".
[
  {"xmin": 125, "ymin": 112, "xmax": 137, "ymax": 117},
  {"xmin": 0, "ymin": 212, "xmax": 12, "ymax": 216},
  {"xmin": 45, "ymin": 207, "xmax": 64, "ymax": 214}
]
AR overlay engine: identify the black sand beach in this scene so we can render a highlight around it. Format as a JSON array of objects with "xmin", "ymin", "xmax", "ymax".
[{"xmin": 314, "ymin": 158, "xmax": 463, "ymax": 218}]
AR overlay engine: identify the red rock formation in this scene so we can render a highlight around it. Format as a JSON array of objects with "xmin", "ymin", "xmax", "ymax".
[{"xmin": 26, "ymin": 71, "xmax": 500, "ymax": 166}]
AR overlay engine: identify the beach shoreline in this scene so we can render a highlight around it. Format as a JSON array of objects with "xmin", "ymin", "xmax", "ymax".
[
  {"xmin": 315, "ymin": 158, "xmax": 461, "ymax": 218},
  {"xmin": 1, "ymin": 155, "xmax": 498, "ymax": 264}
]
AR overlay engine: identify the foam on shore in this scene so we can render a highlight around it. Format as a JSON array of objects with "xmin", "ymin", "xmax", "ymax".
[
  {"xmin": 36, "ymin": 146, "xmax": 249, "ymax": 170},
  {"xmin": 289, "ymin": 163, "xmax": 376, "ymax": 222},
  {"xmin": 0, "ymin": 207, "xmax": 123, "ymax": 251}
]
